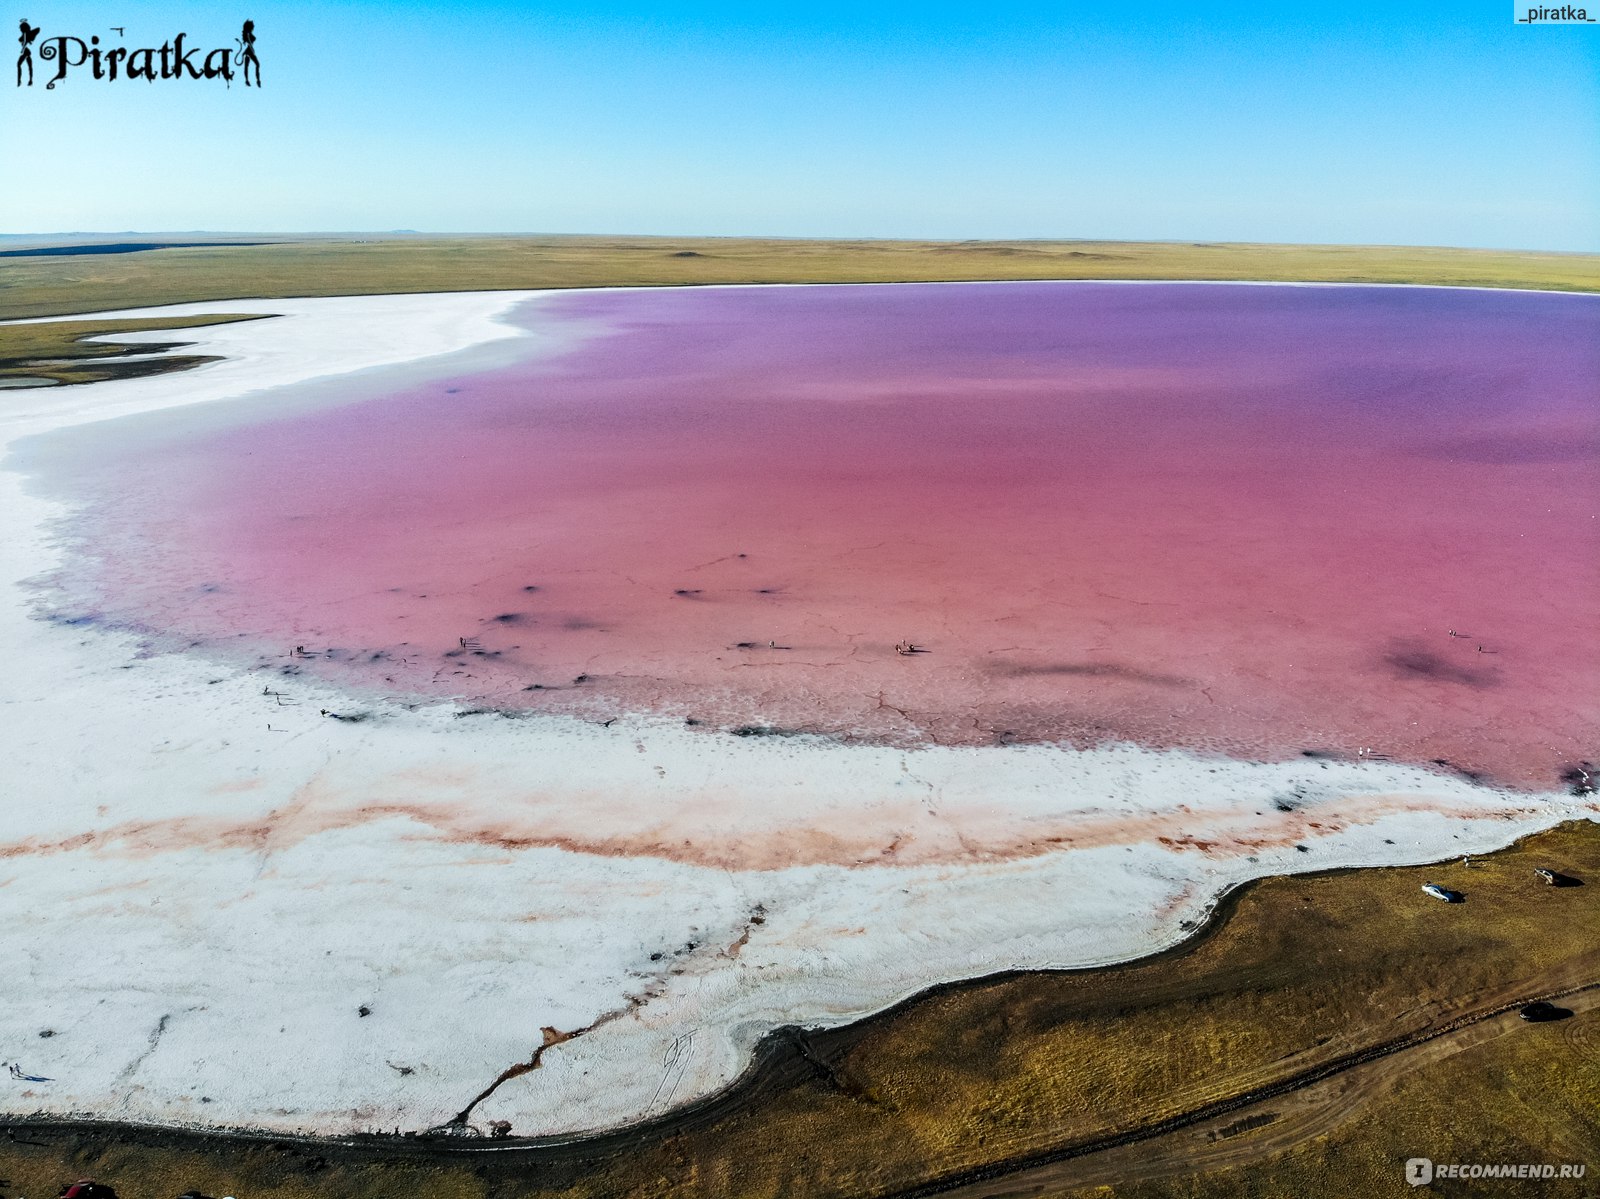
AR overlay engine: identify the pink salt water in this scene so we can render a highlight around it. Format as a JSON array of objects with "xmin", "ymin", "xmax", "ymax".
[{"xmin": 26, "ymin": 283, "xmax": 1599, "ymax": 789}]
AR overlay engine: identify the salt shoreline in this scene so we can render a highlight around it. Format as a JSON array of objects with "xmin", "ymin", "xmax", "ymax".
[{"xmin": 2, "ymin": 286, "xmax": 1593, "ymax": 1138}]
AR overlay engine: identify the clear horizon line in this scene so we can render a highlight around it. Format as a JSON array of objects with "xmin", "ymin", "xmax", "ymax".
[{"xmin": 2, "ymin": 230, "xmax": 1598, "ymax": 257}]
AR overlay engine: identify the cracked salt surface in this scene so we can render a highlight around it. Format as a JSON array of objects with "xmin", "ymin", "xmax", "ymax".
[{"xmin": 2, "ymin": 289, "xmax": 1594, "ymax": 1138}]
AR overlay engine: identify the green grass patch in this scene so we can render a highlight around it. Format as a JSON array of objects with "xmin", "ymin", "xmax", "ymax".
[{"xmin": 0, "ymin": 312, "xmax": 271, "ymax": 387}]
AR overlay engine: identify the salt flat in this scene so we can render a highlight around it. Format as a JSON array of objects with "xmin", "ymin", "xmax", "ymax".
[{"xmin": 1, "ymin": 289, "xmax": 1593, "ymax": 1138}]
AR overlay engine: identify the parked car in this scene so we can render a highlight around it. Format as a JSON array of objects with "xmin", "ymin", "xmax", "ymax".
[
  {"xmin": 1421, "ymin": 882, "xmax": 1461, "ymax": 902},
  {"xmin": 1518, "ymin": 1001, "xmax": 1572, "ymax": 1022},
  {"xmin": 59, "ymin": 1182, "xmax": 119, "ymax": 1199}
]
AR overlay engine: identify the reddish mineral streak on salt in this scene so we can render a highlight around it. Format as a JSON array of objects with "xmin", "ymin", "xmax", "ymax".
[
  {"xmin": 0, "ymin": 786, "xmax": 1537, "ymax": 872},
  {"xmin": 26, "ymin": 283, "xmax": 1600, "ymax": 788}
]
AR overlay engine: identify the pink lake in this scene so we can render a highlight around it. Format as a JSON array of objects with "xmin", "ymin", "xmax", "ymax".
[{"xmin": 24, "ymin": 283, "xmax": 1600, "ymax": 789}]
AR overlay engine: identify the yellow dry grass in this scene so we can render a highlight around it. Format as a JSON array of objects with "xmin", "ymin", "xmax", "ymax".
[{"xmin": 0, "ymin": 235, "xmax": 1595, "ymax": 323}]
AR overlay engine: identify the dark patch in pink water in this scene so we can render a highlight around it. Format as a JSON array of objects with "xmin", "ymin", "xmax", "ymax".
[{"xmin": 22, "ymin": 283, "xmax": 1600, "ymax": 788}]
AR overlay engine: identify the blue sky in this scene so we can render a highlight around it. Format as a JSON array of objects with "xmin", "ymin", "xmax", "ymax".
[{"xmin": 4, "ymin": 1, "xmax": 1598, "ymax": 249}]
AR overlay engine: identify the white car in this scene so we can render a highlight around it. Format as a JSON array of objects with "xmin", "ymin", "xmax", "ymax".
[{"xmin": 1421, "ymin": 882, "xmax": 1460, "ymax": 902}]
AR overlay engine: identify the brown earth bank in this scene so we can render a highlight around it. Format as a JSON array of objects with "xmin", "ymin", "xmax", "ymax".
[{"xmin": 4, "ymin": 819, "xmax": 1596, "ymax": 1198}]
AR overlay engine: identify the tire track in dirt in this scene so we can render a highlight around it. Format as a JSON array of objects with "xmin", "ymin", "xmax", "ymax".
[{"xmin": 877, "ymin": 978, "xmax": 1600, "ymax": 1198}]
